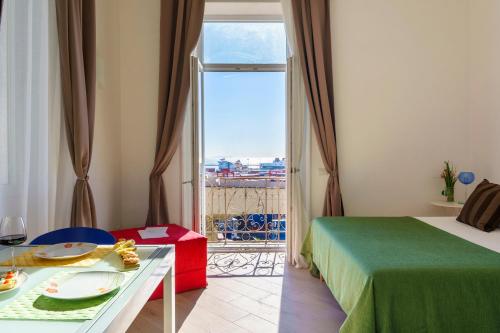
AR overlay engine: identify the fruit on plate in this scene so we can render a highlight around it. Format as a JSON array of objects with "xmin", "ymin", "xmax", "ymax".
[
  {"xmin": 113, "ymin": 239, "xmax": 140, "ymax": 268},
  {"xmin": 0, "ymin": 270, "xmax": 18, "ymax": 291}
]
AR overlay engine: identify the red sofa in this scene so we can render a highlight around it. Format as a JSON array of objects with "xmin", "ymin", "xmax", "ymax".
[{"xmin": 110, "ymin": 224, "xmax": 207, "ymax": 299}]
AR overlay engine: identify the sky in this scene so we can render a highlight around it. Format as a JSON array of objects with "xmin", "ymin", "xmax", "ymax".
[{"xmin": 202, "ymin": 23, "xmax": 287, "ymax": 164}]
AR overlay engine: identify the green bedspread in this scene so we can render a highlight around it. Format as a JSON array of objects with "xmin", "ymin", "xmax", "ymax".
[{"xmin": 301, "ymin": 217, "xmax": 500, "ymax": 333}]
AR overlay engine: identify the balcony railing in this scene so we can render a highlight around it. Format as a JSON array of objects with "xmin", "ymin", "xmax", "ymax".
[{"xmin": 205, "ymin": 175, "xmax": 286, "ymax": 245}]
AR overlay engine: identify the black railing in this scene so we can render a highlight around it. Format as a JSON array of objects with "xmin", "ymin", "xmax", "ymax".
[{"xmin": 205, "ymin": 176, "xmax": 286, "ymax": 245}]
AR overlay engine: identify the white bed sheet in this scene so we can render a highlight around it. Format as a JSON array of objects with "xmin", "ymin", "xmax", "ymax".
[{"xmin": 416, "ymin": 216, "xmax": 500, "ymax": 253}]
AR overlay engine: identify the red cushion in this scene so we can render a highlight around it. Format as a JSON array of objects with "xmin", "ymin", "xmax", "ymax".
[{"xmin": 110, "ymin": 224, "xmax": 207, "ymax": 298}]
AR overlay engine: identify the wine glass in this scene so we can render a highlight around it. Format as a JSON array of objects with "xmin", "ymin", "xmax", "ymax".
[{"xmin": 0, "ymin": 217, "xmax": 27, "ymax": 272}]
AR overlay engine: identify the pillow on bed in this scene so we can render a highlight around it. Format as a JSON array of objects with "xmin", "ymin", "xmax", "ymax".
[{"xmin": 457, "ymin": 179, "xmax": 500, "ymax": 232}]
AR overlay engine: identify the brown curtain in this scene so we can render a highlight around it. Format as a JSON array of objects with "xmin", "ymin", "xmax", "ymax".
[
  {"xmin": 146, "ymin": 0, "xmax": 205, "ymax": 226},
  {"xmin": 56, "ymin": 0, "xmax": 97, "ymax": 227},
  {"xmin": 291, "ymin": 0, "xmax": 343, "ymax": 216}
]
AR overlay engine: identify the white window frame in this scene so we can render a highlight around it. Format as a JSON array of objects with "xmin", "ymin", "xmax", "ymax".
[
  {"xmin": 190, "ymin": 17, "xmax": 288, "ymax": 235},
  {"xmin": 200, "ymin": 17, "xmax": 287, "ymax": 72}
]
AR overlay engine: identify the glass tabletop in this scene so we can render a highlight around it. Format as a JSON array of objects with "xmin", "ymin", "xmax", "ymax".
[{"xmin": 0, "ymin": 245, "xmax": 174, "ymax": 333}]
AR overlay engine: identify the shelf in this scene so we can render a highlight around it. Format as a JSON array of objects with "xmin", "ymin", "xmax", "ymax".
[{"xmin": 430, "ymin": 201, "xmax": 464, "ymax": 209}]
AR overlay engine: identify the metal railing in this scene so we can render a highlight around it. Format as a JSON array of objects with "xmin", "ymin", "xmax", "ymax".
[{"xmin": 205, "ymin": 175, "xmax": 286, "ymax": 245}]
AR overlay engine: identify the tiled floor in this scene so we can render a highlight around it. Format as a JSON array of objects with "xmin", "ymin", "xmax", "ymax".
[{"xmin": 127, "ymin": 254, "xmax": 346, "ymax": 333}]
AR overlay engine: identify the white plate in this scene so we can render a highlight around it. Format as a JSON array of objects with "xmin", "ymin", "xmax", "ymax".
[
  {"xmin": 0, "ymin": 271, "xmax": 29, "ymax": 295},
  {"xmin": 33, "ymin": 242, "xmax": 98, "ymax": 260},
  {"xmin": 41, "ymin": 271, "xmax": 125, "ymax": 300}
]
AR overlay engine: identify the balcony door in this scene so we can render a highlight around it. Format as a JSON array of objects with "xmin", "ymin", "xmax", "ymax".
[
  {"xmin": 186, "ymin": 20, "xmax": 288, "ymax": 246},
  {"xmin": 180, "ymin": 56, "xmax": 204, "ymax": 233}
]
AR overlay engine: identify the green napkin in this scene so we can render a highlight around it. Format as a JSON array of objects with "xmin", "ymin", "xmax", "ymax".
[
  {"xmin": 0, "ymin": 271, "xmax": 132, "ymax": 321},
  {"xmin": 32, "ymin": 290, "xmax": 118, "ymax": 312}
]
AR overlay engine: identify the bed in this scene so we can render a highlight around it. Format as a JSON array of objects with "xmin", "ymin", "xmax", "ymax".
[{"xmin": 301, "ymin": 216, "xmax": 500, "ymax": 333}]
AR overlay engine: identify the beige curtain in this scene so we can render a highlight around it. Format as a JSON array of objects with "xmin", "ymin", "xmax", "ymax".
[
  {"xmin": 49, "ymin": 0, "xmax": 73, "ymax": 232},
  {"xmin": 282, "ymin": 0, "xmax": 310, "ymax": 268},
  {"xmin": 146, "ymin": 0, "xmax": 205, "ymax": 226},
  {"xmin": 55, "ymin": 0, "xmax": 97, "ymax": 227},
  {"xmin": 291, "ymin": 0, "xmax": 343, "ymax": 216}
]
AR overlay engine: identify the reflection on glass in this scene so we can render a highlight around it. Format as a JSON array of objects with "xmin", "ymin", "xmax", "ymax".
[
  {"xmin": 203, "ymin": 22, "xmax": 286, "ymax": 64},
  {"xmin": 203, "ymin": 72, "xmax": 286, "ymax": 162}
]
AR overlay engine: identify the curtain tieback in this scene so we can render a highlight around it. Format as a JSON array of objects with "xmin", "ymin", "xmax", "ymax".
[{"xmin": 77, "ymin": 175, "xmax": 89, "ymax": 181}]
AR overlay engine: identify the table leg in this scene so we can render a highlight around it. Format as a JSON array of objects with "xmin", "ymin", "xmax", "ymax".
[{"xmin": 164, "ymin": 265, "xmax": 175, "ymax": 333}]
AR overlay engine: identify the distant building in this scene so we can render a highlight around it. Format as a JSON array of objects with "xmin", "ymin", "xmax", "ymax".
[
  {"xmin": 259, "ymin": 157, "xmax": 286, "ymax": 171},
  {"xmin": 207, "ymin": 157, "xmax": 287, "ymax": 178},
  {"xmin": 217, "ymin": 158, "xmax": 235, "ymax": 172},
  {"xmin": 234, "ymin": 160, "xmax": 244, "ymax": 172}
]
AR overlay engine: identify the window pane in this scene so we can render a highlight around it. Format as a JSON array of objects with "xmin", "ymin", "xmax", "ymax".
[
  {"xmin": 203, "ymin": 22, "xmax": 286, "ymax": 64},
  {"xmin": 203, "ymin": 72, "xmax": 286, "ymax": 162}
]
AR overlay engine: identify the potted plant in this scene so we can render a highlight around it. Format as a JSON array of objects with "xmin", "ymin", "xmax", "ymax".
[{"xmin": 441, "ymin": 161, "xmax": 457, "ymax": 202}]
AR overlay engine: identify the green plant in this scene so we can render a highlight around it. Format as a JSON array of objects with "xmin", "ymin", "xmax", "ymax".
[{"xmin": 441, "ymin": 161, "xmax": 457, "ymax": 201}]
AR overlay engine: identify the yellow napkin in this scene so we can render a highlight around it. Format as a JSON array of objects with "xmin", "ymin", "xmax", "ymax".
[{"xmin": 0, "ymin": 246, "xmax": 113, "ymax": 267}]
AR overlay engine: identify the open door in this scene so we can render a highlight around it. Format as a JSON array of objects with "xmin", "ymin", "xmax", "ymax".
[
  {"xmin": 181, "ymin": 56, "xmax": 204, "ymax": 232},
  {"xmin": 286, "ymin": 55, "xmax": 311, "ymax": 266},
  {"xmin": 194, "ymin": 56, "xmax": 205, "ymax": 234}
]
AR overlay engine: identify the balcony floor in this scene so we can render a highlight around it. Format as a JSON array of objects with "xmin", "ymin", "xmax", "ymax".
[
  {"xmin": 127, "ymin": 256, "xmax": 346, "ymax": 333},
  {"xmin": 207, "ymin": 250, "xmax": 285, "ymax": 277}
]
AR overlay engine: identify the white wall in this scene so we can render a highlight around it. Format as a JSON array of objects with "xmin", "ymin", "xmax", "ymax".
[
  {"xmin": 468, "ymin": 0, "xmax": 500, "ymax": 184},
  {"xmin": 118, "ymin": 0, "xmax": 182, "ymax": 229},
  {"xmin": 117, "ymin": 0, "xmax": 158, "ymax": 229},
  {"xmin": 90, "ymin": 0, "xmax": 499, "ymax": 227},
  {"xmin": 87, "ymin": 0, "xmax": 182, "ymax": 230},
  {"xmin": 310, "ymin": 0, "xmax": 471, "ymax": 218},
  {"xmin": 91, "ymin": 0, "xmax": 122, "ymax": 230}
]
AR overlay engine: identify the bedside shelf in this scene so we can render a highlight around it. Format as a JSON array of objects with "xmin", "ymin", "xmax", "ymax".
[{"xmin": 430, "ymin": 201, "xmax": 464, "ymax": 209}]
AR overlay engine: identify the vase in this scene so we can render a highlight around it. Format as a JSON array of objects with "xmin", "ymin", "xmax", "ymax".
[{"xmin": 444, "ymin": 186, "xmax": 455, "ymax": 202}]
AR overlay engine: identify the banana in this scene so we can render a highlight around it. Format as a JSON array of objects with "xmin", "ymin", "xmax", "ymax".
[{"xmin": 113, "ymin": 239, "xmax": 140, "ymax": 268}]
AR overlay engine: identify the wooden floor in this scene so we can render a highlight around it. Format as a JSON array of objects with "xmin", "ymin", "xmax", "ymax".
[{"xmin": 127, "ymin": 265, "xmax": 346, "ymax": 333}]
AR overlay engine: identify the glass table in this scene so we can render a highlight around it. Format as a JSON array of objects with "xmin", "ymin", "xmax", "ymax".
[{"xmin": 0, "ymin": 245, "xmax": 175, "ymax": 333}]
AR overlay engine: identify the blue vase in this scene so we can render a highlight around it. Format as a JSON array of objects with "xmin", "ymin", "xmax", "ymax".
[
  {"xmin": 458, "ymin": 172, "xmax": 475, "ymax": 185},
  {"xmin": 458, "ymin": 171, "xmax": 475, "ymax": 203}
]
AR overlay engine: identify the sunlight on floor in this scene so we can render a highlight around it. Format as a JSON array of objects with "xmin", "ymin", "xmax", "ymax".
[{"xmin": 127, "ymin": 257, "xmax": 346, "ymax": 333}]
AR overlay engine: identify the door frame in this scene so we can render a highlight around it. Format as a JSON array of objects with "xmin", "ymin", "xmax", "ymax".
[{"xmin": 187, "ymin": 18, "xmax": 290, "ymax": 240}]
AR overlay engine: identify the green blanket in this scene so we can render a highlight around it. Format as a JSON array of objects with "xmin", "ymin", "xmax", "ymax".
[{"xmin": 302, "ymin": 217, "xmax": 500, "ymax": 333}]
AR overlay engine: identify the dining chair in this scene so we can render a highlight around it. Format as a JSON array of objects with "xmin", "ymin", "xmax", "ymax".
[{"xmin": 30, "ymin": 227, "xmax": 116, "ymax": 245}]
